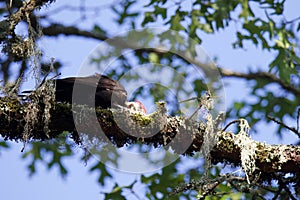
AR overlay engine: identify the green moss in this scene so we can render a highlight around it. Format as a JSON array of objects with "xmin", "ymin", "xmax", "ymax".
[{"xmin": 131, "ymin": 113, "xmax": 152, "ymax": 126}]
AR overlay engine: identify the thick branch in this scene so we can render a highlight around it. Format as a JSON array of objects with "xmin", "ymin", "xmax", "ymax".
[
  {"xmin": 0, "ymin": 97, "xmax": 299, "ymax": 181},
  {"xmin": 42, "ymin": 24, "xmax": 109, "ymax": 41}
]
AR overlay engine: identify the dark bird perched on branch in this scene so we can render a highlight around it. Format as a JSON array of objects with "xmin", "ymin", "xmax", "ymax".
[
  {"xmin": 22, "ymin": 74, "xmax": 146, "ymax": 113},
  {"xmin": 56, "ymin": 74, "xmax": 127, "ymax": 108}
]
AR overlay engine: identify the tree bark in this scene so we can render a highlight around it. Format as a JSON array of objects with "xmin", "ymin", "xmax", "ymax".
[{"xmin": 0, "ymin": 96, "xmax": 299, "ymax": 180}]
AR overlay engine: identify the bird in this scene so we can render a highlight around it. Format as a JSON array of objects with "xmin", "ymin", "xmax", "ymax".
[
  {"xmin": 126, "ymin": 100, "xmax": 147, "ymax": 114},
  {"xmin": 22, "ymin": 74, "xmax": 147, "ymax": 113}
]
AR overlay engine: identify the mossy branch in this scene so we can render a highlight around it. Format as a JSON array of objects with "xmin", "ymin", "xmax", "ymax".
[
  {"xmin": 0, "ymin": 0, "xmax": 54, "ymax": 61},
  {"xmin": 0, "ymin": 96, "xmax": 299, "ymax": 182}
]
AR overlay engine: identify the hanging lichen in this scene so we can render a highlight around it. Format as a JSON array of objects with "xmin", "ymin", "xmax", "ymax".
[
  {"xmin": 234, "ymin": 119, "xmax": 256, "ymax": 183},
  {"xmin": 22, "ymin": 79, "xmax": 56, "ymax": 146}
]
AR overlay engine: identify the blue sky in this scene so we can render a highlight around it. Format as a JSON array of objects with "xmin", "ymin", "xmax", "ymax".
[{"xmin": 1, "ymin": 1, "xmax": 299, "ymax": 200}]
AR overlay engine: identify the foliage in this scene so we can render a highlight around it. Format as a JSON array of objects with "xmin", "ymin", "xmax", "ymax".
[{"xmin": 21, "ymin": 133, "xmax": 73, "ymax": 177}]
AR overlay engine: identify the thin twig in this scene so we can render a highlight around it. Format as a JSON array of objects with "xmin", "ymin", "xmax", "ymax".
[
  {"xmin": 284, "ymin": 16, "xmax": 300, "ymax": 24},
  {"xmin": 267, "ymin": 115, "xmax": 300, "ymax": 138},
  {"xmin": 219, "ymin": 68, "xmax": 300, "ymax": 97},
  {"xmin": 178, "ymin": 97, "xmax": 199, "ymax": 103},
  {"xmin": 297, "ymin": 107, "xmax": 300, "ymax": 132},
  {"xmin": 222, "ymin": 119, "xmax": 240, "ymax": 132},
  {"xmin": 188, "ymin": 104, "xmax": 202, "ymax": 120}
]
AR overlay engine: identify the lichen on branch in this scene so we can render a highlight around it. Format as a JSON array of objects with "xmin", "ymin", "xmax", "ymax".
[{"xmin": 0, "ymin": 93, "xmax": 299, "ymax": 182}]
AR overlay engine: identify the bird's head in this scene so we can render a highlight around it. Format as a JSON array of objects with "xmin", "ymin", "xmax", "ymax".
[{"xmin": 125, "ymin": 100, "xmax": 147, "ymax": 114}]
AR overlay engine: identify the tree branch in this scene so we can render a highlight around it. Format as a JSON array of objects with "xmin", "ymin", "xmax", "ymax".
[
  {"xmin": 4, "ymin": 0, "xmax": 54, "ymax": 35},
  {"xmin": 0, "ymin": 96, "xmax": 299, "ymax": 182},
  {"xmin": 0, "ymin": 0, "xmax": 55, "ymax": 62},
  {"xmin": 41, "ymin": 24, "xmax": 300, "ymax": 97},
  {"xmin": 42, "ymin": 24, "xmax": 109, "ymax": 41},
  {"xmin": 219, "ymin": 68, "xmax": 300, "ymax": 97}
]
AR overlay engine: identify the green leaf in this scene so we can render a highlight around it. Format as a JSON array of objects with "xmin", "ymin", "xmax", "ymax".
[
  {"xmin": 89, "ymin": 160, "xmax": 113, "ymax": 186},
  {"xmin": 233, "ymin": 102, "xmax": 245, "ymax": 110},
  {"xmin": 92, "ymin": 25, "xmax": 106, "ymax": 35},
  {"xmin": 0, "ymin": 141, "xmax": 9, "ymax": 149},
  {"xmin": 149, "ymin": 52, "xmax": 159, "ymax": 63},
  {"xmin": 142, "ymin": 12, "xmax": 155, "ymax": 26},
  {"xmin": 193, "ymin": 79, "xmax": 208, "ymax": 96},
  {"xmin": 154, "ymin": 5, "xmax": 167, "ymax": 19},
  {"xmin": 239, "ymin": 0, "xmax": 254, "ymax": 20},
  {"xmin": 105, "ymin": 184, "xmax": 126, "ymax": 200},
  {"xmin": 169, "ymin": 12, "xmax": 186, "ymax": 31}
]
